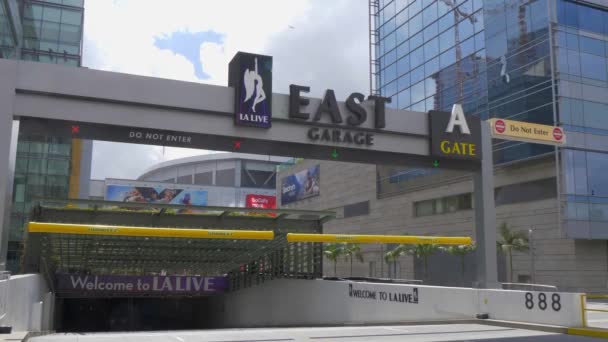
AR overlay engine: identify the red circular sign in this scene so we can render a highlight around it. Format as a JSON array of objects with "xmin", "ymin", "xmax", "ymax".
[
  {"xmin": 495, "ymin": 119, "xmax": 506, "ymax": 133},
  {"xmin": 553, "ymin": 127, "xmax": 564, "ymax": 141}
]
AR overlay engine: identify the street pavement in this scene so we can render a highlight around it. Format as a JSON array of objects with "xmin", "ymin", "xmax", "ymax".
[
  {"xmin": 30, "ymin": 323, "xmax": 603, "ymax": 341},
  {"xmin": 586, "ymin": 301, "xmax": 608, "ymax": 329}
]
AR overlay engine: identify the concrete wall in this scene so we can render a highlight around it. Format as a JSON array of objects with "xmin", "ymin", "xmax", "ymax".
[
  {"xmin": 222, "ymin": 279, "xmax": 584, "ymax": 328},
  {"xmin": 1, "ymin": 274, "xmax": 52, "ymax": 332},
  {"xmin": 277, "ymin": 158, "xmax": 608, "ymax": 292}
]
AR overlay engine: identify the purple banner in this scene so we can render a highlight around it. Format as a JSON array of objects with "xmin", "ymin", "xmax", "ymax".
[{"xmin": 56, "ymin": 274, "xmax": 228, "ymax": 295}]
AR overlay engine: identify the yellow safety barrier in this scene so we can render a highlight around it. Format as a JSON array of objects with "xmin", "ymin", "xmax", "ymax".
[
  {"xmin": 286, "ymin": 233, "xmax": 471, "ymax": 245},
  {"xmin": 578, "ymin": 294, "xmax": 608, "ymax": 328},
  {"xmin": 27, "ymin": 222, "xmax": 274, "ymax": 240}
]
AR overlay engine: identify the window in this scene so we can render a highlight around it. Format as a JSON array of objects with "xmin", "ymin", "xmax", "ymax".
[
  {"xmin": 194, "ymin": 172, "xmax": 212, "ymax": 185},
  {"xmin": 439, "ymin": 26, "xmax": 455, "ymax": 52},
  {"xmin": 343, "ymin": 201, "xmax": 370, "ymax": 218},
  {"xmin": 414, "ymin": 199, "xmax": 435, "ymax": 217},
  {"xmin": 414, "ymin": 193, "xmax": 472, "ymax": 217},
  {"xmin": 176, "ymin": 175, "xmax": 192, "ymax": 184},
  {"xmin": 424, "ymin": 37, "xmax": 439, "ymax": 60},
  {"xmin": 422, "ymin": 2, "xmax": 437, "ymax": 27},
  {"xmin": 495, "ymin": 178, "xmax": 557, "ymax": 205},
  {"xmin": 215, "ymin": 169, "xmax": 235, "ymax": 187},
  {"xmin": 579, "ymin": 36, "xmax": 604, "ymax": 56},
  {"xmin": 410, "ymin": 81, "xmax": 425, "ymax": 104},
  {"xmin": 440, "ymin": 47, "xmax": 456, "ymax": 68},
  {"xmin": 397, "ymin": 55, "xmax": 410, "ymax": 76},
  {"xmin": 28, "ymin": 158, "xmax": 46, "ymax": 174},
  {"xmin": 580, "ymin": 53, "xmax": 607, "ymax": 81},
  {"xmin": 587, "ymin": 152, "xmax": 608, "ymax": 197},
  {"xmin": 47, "ymin": 159, "xmax": 69, "ymax": 175},
  {"xmin": 398, "ymin": 88, "xmax": 410, "ymax": 108}
]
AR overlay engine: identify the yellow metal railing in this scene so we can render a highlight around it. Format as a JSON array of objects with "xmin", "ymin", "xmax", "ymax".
[
  {"xmin": 286, "ymin": 233, "xmax": 472, "ymax": 245},
  {"xmin": 27, "ymin": 222, "xmax": 275, "ymax": 240},
  {"xmin": 579, "ymin": 294, "xmax": 608, "ymax": 328}
]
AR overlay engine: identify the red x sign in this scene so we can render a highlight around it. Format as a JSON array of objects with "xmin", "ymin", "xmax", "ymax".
[
  {"xmin": 233, "ymin": 140, "xmax": 242, "ymax": 149},
  {"xmin": 71, "ymin": 125, "xmax": 80, "ymax": 134}
]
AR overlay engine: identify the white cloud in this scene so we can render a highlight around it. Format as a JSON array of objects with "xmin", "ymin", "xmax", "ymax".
[{"xmin": 83, "ymin": 0, "xmax": 368, "ymax": 181}]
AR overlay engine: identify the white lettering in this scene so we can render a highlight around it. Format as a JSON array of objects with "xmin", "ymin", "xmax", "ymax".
[
  {"xmin": 446, "ymin": 104, "xmax": 471, "ymax": 135},
  {"xmin": 193, "ymin": 277, "xmax": 205, "ymax": 291},
  {"xmin": 204, "ymin": 277, "xmax": 215, "ymax": 292},
  {"xmin": 282, "ymin": 184, "xmax": 296, "ymax": 194},
  {"xmin": 71, "ymin": 275, "xmax": 88, "ymax": 289},
  {"xmin": 161, "ymin": 277, "xmax": 173, "ymax": 291}
]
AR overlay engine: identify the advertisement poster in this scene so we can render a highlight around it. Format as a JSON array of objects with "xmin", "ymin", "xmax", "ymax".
[
  {"xmin": 245, "ymin": 194, "xmax": 276, "ymax": 209},
  {"xmin": 281, "ymin": 165, "xmax": 320, "ymax": 205},
  {"xmin": 105, "ymin": 185, "xmax": 208, "ymax": 209}
]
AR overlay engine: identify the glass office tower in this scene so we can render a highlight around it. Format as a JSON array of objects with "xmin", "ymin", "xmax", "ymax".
[
  {"xmin": 373, "ymin": 0, "xmax": 608, "ymax": 240},
  {"xmin": 0, "ymin": 0, "xmax": 86, "ymax": 272}
]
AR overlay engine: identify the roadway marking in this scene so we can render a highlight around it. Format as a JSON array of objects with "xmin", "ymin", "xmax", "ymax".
[
  {"xmin": 208, "ymin": 339, "xmax": 294, "ymax": 342},
  {"xmin": 308, "ymin": 328, "xmax": 515, "ymax": 339}
]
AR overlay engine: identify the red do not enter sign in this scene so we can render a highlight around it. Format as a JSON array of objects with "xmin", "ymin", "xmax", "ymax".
[
  {"xmin": 495, "ymin": 119, "xmax": 506, "ymax": 133},
  {"xmin": 553, "ymin": 127, "xmax": 564, "ymax": 141}
]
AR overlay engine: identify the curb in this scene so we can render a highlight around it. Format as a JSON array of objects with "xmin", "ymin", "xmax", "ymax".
[
  {"xmin": 567, "ymin": 327, "xmax": 608, "ymax": 339},
  {"xmin": 475, "ymin": 319, "xmax": 567, "ymax": 334}
]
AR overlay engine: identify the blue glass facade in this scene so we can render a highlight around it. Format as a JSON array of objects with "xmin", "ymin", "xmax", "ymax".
[
  {"xmin": 0, "ymin": 0, "xmax": 85, "ymax": 271},
  {"xmin": 554, "ymin": 0, "xmax": 608, "ymax": 238},
  {"xmin": 376, "ymin": 0, "xmax": 554, "ymax": 163},
  {"xmin": 374, "ymin": 0, "xmax": 608, "ymax": 239}
]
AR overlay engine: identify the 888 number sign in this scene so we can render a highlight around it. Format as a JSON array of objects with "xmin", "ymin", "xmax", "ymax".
[{"xmin": 525, "ymin": 292, "xmax": 561, "ymax": 311}]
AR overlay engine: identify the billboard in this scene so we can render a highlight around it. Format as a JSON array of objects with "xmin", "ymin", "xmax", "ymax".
[
  {"xmin": 105, "ymin": 184, "xmax": 208, "ymax": 208},
  {"xmin": 229, "ymin": 52, "xmax": 273, "ymax": 128},
  {"xmin": 281, "ymin": 165, "xmax": 320, "ymax": 205},
  {"xmin": 245, "ymin": 194, "xmax": 276, "ymax": 209}
]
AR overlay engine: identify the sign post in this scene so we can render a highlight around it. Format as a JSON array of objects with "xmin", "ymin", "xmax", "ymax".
[
  {"xmin": 429, "ymin": 105, "xmax": 498, "ymax": 288},
  {"xmin": 473, "ymin": 121, "xmax": 499, "ymax": 288}
]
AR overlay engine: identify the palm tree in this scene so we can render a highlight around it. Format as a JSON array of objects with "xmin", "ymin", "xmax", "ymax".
[
  {"xmin": 497, "ymin": 222, "xmax": 529, "ymax": 283},
  {"xmin": 443, "ymin": 242, "xmax": 476, "ymax": 277},
  {"xmin": 343, "ymin": 243, "xmax": 364, "ymax": 277},
  {"xmin": 324, "ymin": 243, "xmax": 345, "ymax": 277},
  {"xmin": 384, "ymin": 245, "xmax": 409, "ymax": 279},
  {"xmin": 407, "ymin": 243, "xmax": 441, "ymax": 280}
]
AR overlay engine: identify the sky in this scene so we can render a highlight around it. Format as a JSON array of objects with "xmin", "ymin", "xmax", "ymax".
[{"xmin": 84, "ymin": 0, "xmax": 369, "ymax": 180}]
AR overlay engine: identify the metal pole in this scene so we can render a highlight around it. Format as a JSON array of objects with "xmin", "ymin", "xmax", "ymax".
[
  {"xmin": 473, "ymin": 121, "xmax": 499, "ymax": 288},
  {"xmin": 529, "ymin": 228, "xmax": 535, "ymax": 283}
]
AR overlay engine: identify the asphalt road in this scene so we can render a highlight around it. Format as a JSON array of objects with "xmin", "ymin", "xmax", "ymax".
[{"xmin": 30, "ymin": 324, "xmax": 603, "ymax": 342}]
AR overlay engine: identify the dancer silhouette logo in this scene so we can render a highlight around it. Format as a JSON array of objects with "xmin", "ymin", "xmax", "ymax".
[{"xmin": 229, "ymin": 52, "xmax": 273, "ymax": 128}]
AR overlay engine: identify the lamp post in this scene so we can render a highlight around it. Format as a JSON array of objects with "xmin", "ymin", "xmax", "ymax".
[{"xmin": 529, "ymin": 228, "xmax": 535, "ymax": 284}]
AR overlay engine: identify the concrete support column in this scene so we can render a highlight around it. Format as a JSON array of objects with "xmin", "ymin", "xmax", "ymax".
[
  {"xmin": 0, "ymin": 61, "xmax": 18, "ymax": 269},
  {"xmin": 473, "ymin": 121, "xmax": 499, "ymax": 288}
]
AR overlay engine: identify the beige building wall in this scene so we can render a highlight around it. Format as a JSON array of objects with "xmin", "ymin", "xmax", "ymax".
[{"xmin": 277, "ymin": 157, "xmax": 608, "ymax": 292}]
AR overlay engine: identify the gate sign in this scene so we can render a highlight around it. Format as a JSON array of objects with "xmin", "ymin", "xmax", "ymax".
[
  {"xmin": 229, "ymin": 52, "xmax": 273, "ymax": 128},
  {"xmin": 429, "ymin": 104, "xmax": 481, "ymax": 161},
  {"xmin": 489, "ymin": 118, "xmax": 566, "ymax": 145}
]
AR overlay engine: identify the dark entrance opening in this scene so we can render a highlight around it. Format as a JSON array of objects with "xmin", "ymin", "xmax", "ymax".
[{"xmin": 57, "ymin": 297, "xmax": 220, "ymax": 332}]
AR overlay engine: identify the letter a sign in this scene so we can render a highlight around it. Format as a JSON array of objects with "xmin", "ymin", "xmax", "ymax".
[
  {"xmin": 445, "ymin": 104, "xmax": 471, "ymax": 134},
  {"xmin": 429, "ymin": 104, "xmax": 481, "ymax": 161}
]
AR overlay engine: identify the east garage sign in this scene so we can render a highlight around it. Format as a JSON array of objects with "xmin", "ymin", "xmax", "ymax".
[{"xmin": 0, "ymin": 52, "xmax": 496, "ymax": 286}]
